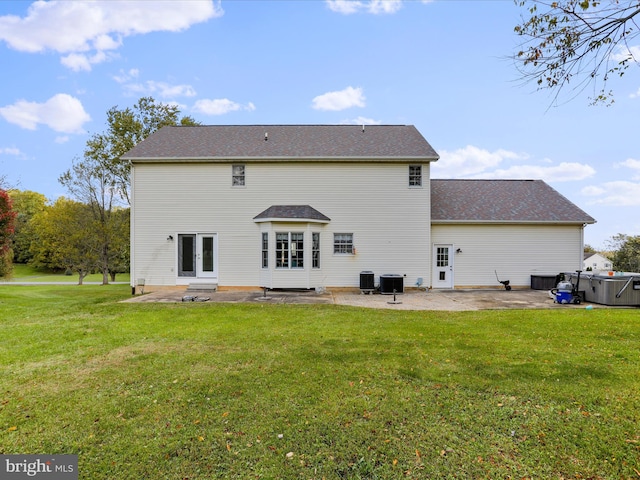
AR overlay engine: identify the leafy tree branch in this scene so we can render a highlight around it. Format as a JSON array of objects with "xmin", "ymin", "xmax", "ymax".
[{"xmin": 514, "ymin": 0, "xmax": 640, "ymax": 105}]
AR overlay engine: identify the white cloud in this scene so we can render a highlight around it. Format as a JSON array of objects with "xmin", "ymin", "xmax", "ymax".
[
  {"xmin": 326, "ymin": 0, "xmax": 432, "ymax": 14},
  {"xmin": 312, "ymin": 86, "xmax": 366, "ymax": 111},
  {"xmin": 124, "ymin": 80, "xmax": 197, "ymax": 98},
  {"xmin": 582, "ymin": 181, "xmax": 640, "ymax": 206},
  {"xmin": 0, "ymin": 147, "xmax": 24, "ymax": 157},
  {"xmin": 0, "ymin": 94, "xmax": 91, "ymax": 134},
  {"xmin": 113, "ymin": 69, "xmax": 140, "ymax": 84},
  {"xmin": 192, "ymin": 99, "xmax": 256, "ymax": 115},
  {"xmin": 326, "ymin": 0, "xmax": 403, "ymax": 14},
  {"xmin": 631, "ymin": 87, "xmax": 640, "ymax": 99},
  {"xmin": 433, "ymin": 145, "xmax": 595, "ymax": 182},
  {"xmin": 61, "ymin": 50, "xmax": 114, "ymax": 72},
  {"xmin": 433, "ymin": 145, "xmax": 526, "ymax": 177},
  {"xmin": 0, "ymin": 1, "xmax": 222, "ymax": 71},
  {"xmin": 611, "ymin": 44, "xmax": 640, "ymax": 63},
  {"xmin": 616, "ymin": 158, "xmax": 640, "ymax": 180},
  {"xmin": 581, "ymin": 185, "xmax": 606, "ymax": 196},
  {"xmin": 472, "ymin": 162, "xmax": 596, "ymax": 182},
  {"xmin": 340, "ymin": 116, "xmax": 382, "ymax": 125}
]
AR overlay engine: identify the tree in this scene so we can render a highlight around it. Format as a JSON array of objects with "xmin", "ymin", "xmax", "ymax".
[
  {"xmin": 0, "ymin": 189, "xmax": 17, "ymax": 277},
  {"xmin": 106, "ymin": 207, "xmax": 130, "ymax": 282},
  {"xmin": 59, "ymin": 156, "xmax": 128, "ymax": 285},
  {"xmin": 514, "ymin": 0, "xmax": 640, "ymax": 105},
  {"xmin": 84, "ymin": 96, "xmax": 199, "ymax": 205},
  {"xmin": 7, "ymin": 190, "xmax": 48, "ymax": 264},
  {"xmin": 59, "ymin": 97, "xmax": 196, "ymax": 283},
  {"xmin": 607, "ymin": 233, "xmax": 640, "ymax": 272},
  {"xmin": 29, "ymin": 198, "xmax": 102, "ymax": 284}
]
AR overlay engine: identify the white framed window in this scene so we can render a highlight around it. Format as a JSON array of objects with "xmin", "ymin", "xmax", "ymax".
[
  {"xmin": 261, "ymin": 232, "xmax": 268, "ymax": 269},
  {"xmin": 334, "ymin": 233, "xmax": 354, "ymax": 254},
  {"xmin": 312, "ymin": 232, "xmax": 320, "ymax": 268},
  {"xmin": 232, "ymin": 164, "xmax": 245, "ymax": 186},
  {"xmin": 409, "ymin": 165, "xmax": 422, "ymax": 187},
  {"xmin": 276, "ymin": 232, "xmax": 304, "ymax": 268}
]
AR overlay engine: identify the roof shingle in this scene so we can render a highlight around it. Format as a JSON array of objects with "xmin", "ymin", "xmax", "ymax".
[
  {"xmin": 122, "ymin": 125, "xmax": 439, "ymax": 161},
  {"xmin": 253, "ymin": 205, "xmax": 331, "ymax": 223},
  {"xmin": 431, "ymin": 179, "xmax": 595, "ymax": 224}
]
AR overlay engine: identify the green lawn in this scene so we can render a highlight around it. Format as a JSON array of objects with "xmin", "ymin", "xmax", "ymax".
[
  {"xmin": 4, "ymin": 264, "xmax": 130, "ymax": 284},
  {"xmin": 1, "ymin": 285, "xmax": 639, "ymax": 479}
]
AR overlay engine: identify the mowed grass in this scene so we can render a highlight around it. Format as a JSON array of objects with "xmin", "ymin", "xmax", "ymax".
[
  {"xmin": 1, "ymin": 285, "xmax": 639, "ymax": 479},
  {"xmin": 4, "ymin": 264, "xmax": 130, "ymax": 284}
]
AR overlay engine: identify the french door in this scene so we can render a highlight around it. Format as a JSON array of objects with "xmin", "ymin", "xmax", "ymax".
[{"xmin": 178, "ymin": 233, "xmax": 217, "ymax": 279}]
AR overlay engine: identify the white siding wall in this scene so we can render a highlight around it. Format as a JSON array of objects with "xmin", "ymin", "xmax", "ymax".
[
  {"xmin": 431, "ymin": 224, "xmax": 584, "ymax": 288},
  {"xmin": 132, "ymin": 161, "xmax": 431, "ymax": 289}
]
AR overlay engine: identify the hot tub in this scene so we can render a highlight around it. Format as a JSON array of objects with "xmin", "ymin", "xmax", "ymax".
[{"xmin": 567, "ymin": 272, "xmax": 640, "ymax": 306}]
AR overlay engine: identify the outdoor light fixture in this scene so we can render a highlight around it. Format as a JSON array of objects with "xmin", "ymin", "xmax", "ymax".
[
  {"xmin": 167, "ymin": 235, "xmax": 174, "ymax": 241},
  {"xmin": 456, "ymin": 248, "xmax": 462, "ymax": 253}
]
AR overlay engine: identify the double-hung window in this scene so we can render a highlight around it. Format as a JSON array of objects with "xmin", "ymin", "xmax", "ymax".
[
  {"xmin": 409, "ymin": 165, "xmax": 422, "ymax": 187},
  {"xmin": 276, "ymin": 232, "xmax": 304, "ymax": 268},
  {"xmin": 334, "ymin": 233, "xmax": 354, "ymax": 254},
  {"xmin": 232, "ymin": 164, "xmax": 245, "ymax": 186}
]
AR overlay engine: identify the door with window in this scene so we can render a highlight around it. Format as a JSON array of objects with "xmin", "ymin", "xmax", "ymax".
[
  {"xmin": 178, "ymin": 233, "xmax": 217, "ymax": 279},
  {"xmin": 432, "ymin": 244, "xmax": 453, "ymax": 288}
]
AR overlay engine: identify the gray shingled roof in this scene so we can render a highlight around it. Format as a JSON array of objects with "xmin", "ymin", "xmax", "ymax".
[
  {"xmin": 122, "ymin": 125, "xmax": 439, "ymax": 161},
  {"xmin": 253, "ymin": 205, "xmax": 331, "ymax": 223},
  {"xmin": 431, "ymin": 179, "xmax": 595, "ymax": 224}
]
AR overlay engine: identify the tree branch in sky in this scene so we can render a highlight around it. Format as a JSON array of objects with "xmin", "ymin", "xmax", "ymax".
[{"xmin": 513, "ymin": 0, "xmax": 640, "ymax": 105}]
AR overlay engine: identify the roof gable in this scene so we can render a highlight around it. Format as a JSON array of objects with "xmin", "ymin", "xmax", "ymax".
[
  {"xmin": 122, "ymin": 124, "xmax": 439, "ymax": 161},
  {"xmin": 431, "ymin": 179, "xmax": 595, "ymax": 224}
]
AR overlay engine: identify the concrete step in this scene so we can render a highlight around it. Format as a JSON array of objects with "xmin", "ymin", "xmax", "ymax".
[{"xmin": 186, "ymin": 283, "xmax": 218, "ymax": 293}]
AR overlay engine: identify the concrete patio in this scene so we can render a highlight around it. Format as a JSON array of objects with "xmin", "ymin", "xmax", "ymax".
[{"xmin": 122, "ymin": 287, "xmax": 605, "ymax": 311}]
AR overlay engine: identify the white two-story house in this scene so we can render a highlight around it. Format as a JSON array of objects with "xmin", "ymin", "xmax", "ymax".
[{"xmin": 123, "ymin": 125, "xmax": 595, "ymax": 292}]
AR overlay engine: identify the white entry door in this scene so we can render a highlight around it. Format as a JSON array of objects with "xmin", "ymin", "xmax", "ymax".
[
  {"xmin": 432, "ymin": 244, "xmax": 454, "ymax": 288},
  {"xmin": 178, "ymin": 233, "xmax": 217, "ymax": 279}
]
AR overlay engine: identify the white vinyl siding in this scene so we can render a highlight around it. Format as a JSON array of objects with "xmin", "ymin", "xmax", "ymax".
[
  {"xmin": 431, "ymin": 223, "xmax": 585, "ymax": 288},
  {"xmin": 131, "ymin": 161, "xmax": 431, "ymax": 289}
]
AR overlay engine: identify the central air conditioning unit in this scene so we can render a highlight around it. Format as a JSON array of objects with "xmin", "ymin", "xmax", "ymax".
[{"xmin": 379, "ymin": 274, "xmax": 403, "ymax": 295}]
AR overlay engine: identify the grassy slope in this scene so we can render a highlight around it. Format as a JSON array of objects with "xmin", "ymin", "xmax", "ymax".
[{"xmin": 1, "ymin": 285, "xmax": 639, "ymax": 479}]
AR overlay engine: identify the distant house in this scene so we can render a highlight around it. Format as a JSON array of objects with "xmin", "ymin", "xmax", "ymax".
[
  {"xmin": 122, "ymin": 125, "xmax": 596, "ymax": 292},
  {"xmin": 583, "ymin": 252, "xmax": 613, "ymax": 272}
]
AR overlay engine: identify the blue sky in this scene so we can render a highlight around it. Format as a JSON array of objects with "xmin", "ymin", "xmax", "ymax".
[{"xmin": 0, "ymin": 0, "xmax": 638, "ymax": 249}]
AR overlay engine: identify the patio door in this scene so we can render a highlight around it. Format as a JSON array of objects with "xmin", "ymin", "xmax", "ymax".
[
  {"xmin": 197, "ymin": 234, "xmax": 217, "ymax": 278},
  {"xmin": 432, "ymin": 244, "xmax": 454, "ymax": 288},
  {"xmin": 178, "ymin": 233, "xmax": 217, "ymax": 279}
]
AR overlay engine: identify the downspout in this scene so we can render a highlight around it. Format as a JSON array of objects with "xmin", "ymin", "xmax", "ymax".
[
  {"xmin": 579, "ymin": 223, "xmax": 586, "ymax": 271},
  {"xmin": 130, "ymin": 163, "xmax": 135, "ymax": 295}
]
